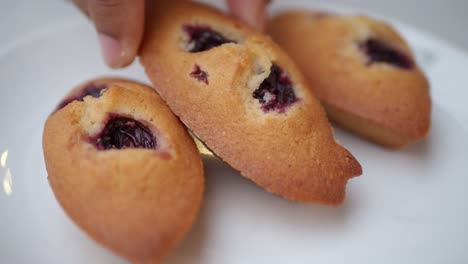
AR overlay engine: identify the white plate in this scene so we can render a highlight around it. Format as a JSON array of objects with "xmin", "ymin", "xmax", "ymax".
[{"xmin": 1, "ymin": 1, "xmax": 468, "ymax": 263}]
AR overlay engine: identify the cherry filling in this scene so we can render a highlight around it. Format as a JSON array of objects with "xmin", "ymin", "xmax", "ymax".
[
  {"xmin": 80, "ymin": 83, "xmax": 107, "ymax": 99},
  {"xmin": 190, "ymin": 64, "xmax": 209, "ymax": 84},
  {"xmin": 93, "ymin": 116, "xmax": 157, "ymax": 150},
  {"xmin": 183, "ymin": 24, "xmax": 235, "ymax": 52},
  {"xmin": 253, "ymin": 64, "xmax": 297, "ymax": 112},
  {"xmin": 57, "ymin": 83, "xmax": 107, "ymax": 110},
  {"xmin": 359, "ymin": 38, "xmax": 414, "ymax": 69}
]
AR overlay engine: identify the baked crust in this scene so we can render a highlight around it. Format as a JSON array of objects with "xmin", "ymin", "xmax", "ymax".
[
  {"xmin": 43, "ymin": 78, "xmax": 204, "ymax": 264},
  {"xmin": 140, "ymin": 2, "xmax": 361, "ymax": 205},
  {"xmin": 268, "ymin": 11, "xmax": 431, "ymax": 148}
]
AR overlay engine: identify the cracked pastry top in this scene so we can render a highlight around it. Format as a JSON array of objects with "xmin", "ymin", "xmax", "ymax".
[
  {"xmin": 43, "ymin": 78, "xmax": 204, "ymax": 264},
  {"xmin": 268, "ymin": 11, "xmax": 431, "ymax": 148},
  {"xmin": 140, "ymin": 1, "xmax": 362, "ymax": 205}
]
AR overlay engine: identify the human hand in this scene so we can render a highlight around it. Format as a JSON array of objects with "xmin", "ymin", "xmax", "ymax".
[{"xmin": 73, "ymin": 0, "xmax": 269, "ymax": 69}]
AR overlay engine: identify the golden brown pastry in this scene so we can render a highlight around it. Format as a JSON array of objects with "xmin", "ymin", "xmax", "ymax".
[
  {"xmin": 268, "ymin": 11, "xmax": 431, "ymax": 148},
  {"xmin": 140, "ymin": 1, "xmax": 362, "ymax": 205},
  {"xmin": 43, "ymin": 78, "xmax": 204, "ymax": 263}
]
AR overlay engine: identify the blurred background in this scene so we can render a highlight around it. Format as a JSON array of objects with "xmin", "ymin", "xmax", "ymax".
[
  {"xmin": 1, "ymin": 0, "xmax": 468, "ymax": 52},
  {"xmin": 309, "ymin": 0, "xmax": 468, "ymax": 52}
]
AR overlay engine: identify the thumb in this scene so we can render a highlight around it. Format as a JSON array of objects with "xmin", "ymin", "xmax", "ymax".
[
  {"xmin": 87, "ymin": 0, "xmax": 145, "ymax": 68},
  {"xmin": 227, "ymin": 0, "xmax": 270, "ymax": 32}
]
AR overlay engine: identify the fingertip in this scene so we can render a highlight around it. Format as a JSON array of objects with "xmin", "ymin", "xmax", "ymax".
[
  {"xmin": 227, "ymin": 0, "xmax": 270, "ymax": 31},
  {"xmin": 89, "ymin": 0, "xmax": 144, "ymax": 68},
  {"xmin": 98, "ymin": 33, "xmax": 122, "ymax": 68}
]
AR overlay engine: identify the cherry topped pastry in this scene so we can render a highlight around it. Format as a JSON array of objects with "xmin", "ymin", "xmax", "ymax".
[
  {"xmin": 141, "ymin": 1, "xmax": 362, "ymax": 205},
  {"xmin": 43, "ymin": 78, "xmax": 204, "ymax": 263},
  {"xmin": 268, "ymin": 11, "xmax": 431, "ymax": 148}
]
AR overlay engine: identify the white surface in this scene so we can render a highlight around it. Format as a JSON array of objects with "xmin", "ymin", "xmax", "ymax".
[{"xmin": 1, "ymin": 1, "xmax": 468, "ymax": 264}]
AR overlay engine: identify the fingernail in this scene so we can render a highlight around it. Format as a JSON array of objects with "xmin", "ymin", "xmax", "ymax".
[{"xmin": 98, "ymin": 33, "xmax": 123, "ymax": 68}]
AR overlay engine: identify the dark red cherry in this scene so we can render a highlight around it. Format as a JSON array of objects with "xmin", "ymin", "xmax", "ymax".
[
  {"xmin": 190, "ymin": 64, "xmax": 209, "ymax": 84},
  {"xmin": 93, "ymin": 116, "xmax": 157, "ymax": 150},
  {"xmin": 253, "ymin": 64, "xmax": 297, "ymax": 112},
  {"xmin": 183, "ymin": 25, "xmax": 235, "ymax": 52},
  {"xmin": 360, "ymin": 38, "xmax": 413, "ymax": 69},
  {"xmin": 57, "ymin": 83, "xmax": 107, "ymax": 110}
]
